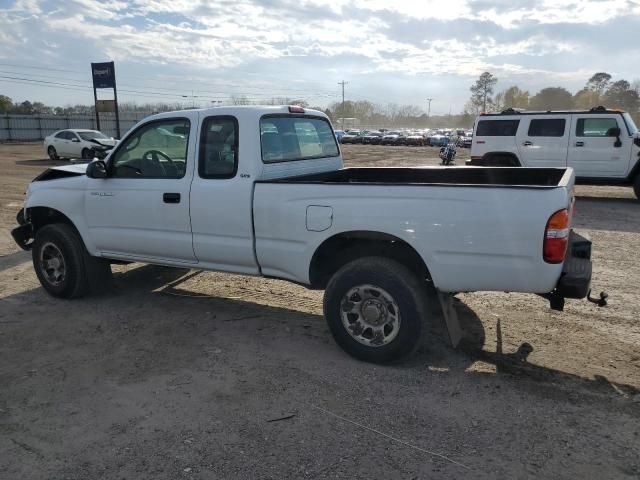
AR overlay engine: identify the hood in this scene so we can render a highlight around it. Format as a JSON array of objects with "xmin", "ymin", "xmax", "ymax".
[
  {"xmin": 89, "ymin": 138, "xmax": 118, "ymax": 148},
  {"xmin": 33, "ymin": 163, "xmax": 87, "ymax": 182}
]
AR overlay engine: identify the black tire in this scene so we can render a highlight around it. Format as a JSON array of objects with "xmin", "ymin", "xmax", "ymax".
[
  {"xmin": 32, "ymin": 223, "xmax": 111, "ymax": 299},
  {"xmin": 634, "ymin": 175, "xmax": 640, "ymax": 200},
  {"xmin": 323, "ymin": 257, "xmax": 428, "ymax": 363},
  {"xmin": 47, "ymin": 146, "xmax": 59, "ymax": 160},
  {"xmin": 81, "ymin": 148, "xmax": 94, "ymax": 160}
]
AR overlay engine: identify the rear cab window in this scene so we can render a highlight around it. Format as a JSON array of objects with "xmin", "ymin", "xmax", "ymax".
[{"xmin": 260, "ymin": 115, "xmax": 339, "ymax": 163}]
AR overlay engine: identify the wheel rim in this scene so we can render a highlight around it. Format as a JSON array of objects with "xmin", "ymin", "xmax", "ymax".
[
  {"xmin": 40, "ymin": 242, "xmax": 66, "ymax": 286},
  {"xmin": 48, "ymin": 147, "xmax": 56, "ymax": 159},
  {"xmin": 340, "ymin": 284, "xmax": 401, "ymax": 347}
]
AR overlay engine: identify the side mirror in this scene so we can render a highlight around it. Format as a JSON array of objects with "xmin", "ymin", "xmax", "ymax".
[
  {"xmin": 86, "ymin": 160, "xmax": 108, "ymax": 179},
  {"xmin": 607, "ymin": 127, "xmax": 621, "ymax": 137},
  {"xmin": 634, "ymin": 134, "xmax": 640, "ymax": 147}
]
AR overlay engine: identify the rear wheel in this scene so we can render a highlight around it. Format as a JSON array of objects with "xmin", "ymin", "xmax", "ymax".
[
  {"xmin": 32, "ymin": 223, "xmax": 111, "ymax": 298},
  {"xmin": 323, "ymin": 257, "xmax": 428, "ymax": 363},
  {"xmin": 47, "ymin": 146, "xmax": 59, "ymax": 160}
]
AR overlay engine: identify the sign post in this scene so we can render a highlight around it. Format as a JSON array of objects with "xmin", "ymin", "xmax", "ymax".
[{"xmin": 91, "ymin": 61, "xmax": 121, "ymax": 138}]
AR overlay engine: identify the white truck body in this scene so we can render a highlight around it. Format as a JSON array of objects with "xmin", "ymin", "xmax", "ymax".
[{"xmin": 13, "ymin": 106, "xmax": 596, "ymax": 362}]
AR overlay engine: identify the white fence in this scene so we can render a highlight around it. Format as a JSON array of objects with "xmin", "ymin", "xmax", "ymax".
[{"xmin": 0, "ymin": 112, "xmax": 154, "ymax": 141}]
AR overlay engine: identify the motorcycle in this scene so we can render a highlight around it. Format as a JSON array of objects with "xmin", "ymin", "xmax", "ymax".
[{"xmin": 439, "ymin": 144, "xmax": 457, "ymax": 165}]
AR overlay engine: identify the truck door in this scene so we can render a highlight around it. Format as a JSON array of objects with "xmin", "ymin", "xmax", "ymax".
[
  {"xmin": 515, "ymin": 115, "xmax": 570, "ymax": 167},
  {"xmin": 567, "ymin": 114, "xmax": 631, "ymax": 178},
  {"xmin": 85, "ymin": 114, "xmax": 197, "ymax": 263},
  {"xmin": 189, "ymin": 115, "xmax": 260, "ymax": 275}
]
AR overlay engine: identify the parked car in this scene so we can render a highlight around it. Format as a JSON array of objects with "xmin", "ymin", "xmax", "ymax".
[
  {"xmin": 380, "ymin": 131, "xmax": 400, "ymax": 145},
  {"xmin": 456, "ymin": 131, "xmax": 473, "ymax": 148},
  {"xmin": 467, "ymin": 106, "xmax": 640, "ymax": 199},
  {"xmin": 405, "ymin": 132, "xmax": 426, "ymax": 146},
  {"xmin": 45, "ymin": 129, "xmax": 118, "ymax": 161},
  {"xmin": 340, "ymin": 130, "xmax": 361, "ymax": 144},
  {"xmin": 334, "ymin": 129, "xmax": 345, "ymax": 143},
  {"xmin": 428, "ymin": 133, "xmax": 449, "ymax": 146},
  {"xmin": 13, "ymin": 105, "xmax": 596, "ymax": 363},
  {"xmin": 362, "ymin": 131, "xmax": 383, "ymax": 144}
]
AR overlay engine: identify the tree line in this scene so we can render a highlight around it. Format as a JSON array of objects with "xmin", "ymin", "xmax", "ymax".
[
  {"xmin": 3, "ymin": 70, "xmax": 639, "ymax": 128},
  {"xmin": 467, "ymin": 71, "xmax": 640, "ymax": 124}
]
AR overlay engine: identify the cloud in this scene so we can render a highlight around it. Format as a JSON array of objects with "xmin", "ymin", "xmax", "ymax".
[{"xmin": 0, "ymin": 0, "xmax": 639, "ymax": 111}]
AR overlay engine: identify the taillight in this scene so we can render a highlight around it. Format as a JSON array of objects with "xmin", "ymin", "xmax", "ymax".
[
  {"xmin": 288, "ymin": 105, "xmax": 305, "ymax": 113},
  {"xmin": 543, "ymin": 209, "xmax": 570, "ymax": 263}
]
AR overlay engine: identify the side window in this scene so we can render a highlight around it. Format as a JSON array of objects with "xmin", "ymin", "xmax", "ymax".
[
  {"xmin": 475, "ymin": 120, "xmax": 520, "ymax": 136},
  {"xmin": 199, "ymin": 116, "xmax": 238, "ymax": 179},
  {"xmin": 111, "ymin": 118, "xmax": 190, "ymax": 179},
  {"xmin": 55, "ymin": 131, "xmax": 67, "ymax": 139},
  {"xmin": 528, "ymin": 119, "xmax": 566, "ymax": 137},
  {"xmin": 260, "ymin": 116, "xmax": 339, "ymax": 163},
  {"xmin": 576, "ymin": 118, "xmax": 619, "ymax": 137}
]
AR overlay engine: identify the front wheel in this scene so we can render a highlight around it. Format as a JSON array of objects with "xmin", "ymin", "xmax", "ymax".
[
  {"xmin": 81, "ymin": 148, "xmax": 95, "ymax": 160},
  {"xmin": 633, "ymin": 175, "xmax": 640, "ymax": 200},
  {"xmin": 47, "ymin": 146, "xmax": 59, "ymax": 160},
  {"xmin": 323, "ymin": 257, "xmax": 428, "ymax": 363},
  {"xmin": 32, "ymin": 223, "xmax": 111, "ymax": 298}
]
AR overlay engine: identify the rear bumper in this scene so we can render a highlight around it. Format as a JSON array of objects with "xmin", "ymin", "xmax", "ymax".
[
  {"xmin": 555, "ymin": 231, "xmax": 592, "ymax": 299},
  {"xmin": 466, "ymin": 158, "xmax": 483, "ymax": 166},
  {"xmin": 538, "ymin": 231, "xmax": 593, "ymax": 311}
]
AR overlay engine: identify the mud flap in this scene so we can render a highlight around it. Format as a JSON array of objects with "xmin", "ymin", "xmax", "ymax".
[{"xmin": 437, "ymin": 291, "xmax": 463, "ymax": 348}]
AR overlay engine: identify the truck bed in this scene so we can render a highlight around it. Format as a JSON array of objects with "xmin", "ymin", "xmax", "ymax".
[{"xmin": 260, "ymin": 166, "xmax": 569, "ymax": 188}]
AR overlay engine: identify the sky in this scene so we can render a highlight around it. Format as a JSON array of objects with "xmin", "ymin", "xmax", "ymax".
[{"xmin": 1, "ymin": 0, "xmax": 640, "ymax": 114}]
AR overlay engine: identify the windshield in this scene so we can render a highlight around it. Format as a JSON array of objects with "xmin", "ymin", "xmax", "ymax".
[
  {"xmin": 78, "ymin": 131, "xmax": 109, "ymax": 141},
  {"xmin": 622, "ymin": 113, "xmax": 638, "ymax": 135}
]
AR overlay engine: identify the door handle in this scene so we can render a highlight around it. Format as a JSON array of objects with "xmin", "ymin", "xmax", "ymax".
[
  {"xmin": 163, "ymin": 192, "xmax": 181, "ymax": 203},
  {"xmin": 575, "ymin": 141, "xmax": 584, "ymax": 147},
  {"xmin": 522, "ymin": 141, "xmax": 533, "ymax": 146}
]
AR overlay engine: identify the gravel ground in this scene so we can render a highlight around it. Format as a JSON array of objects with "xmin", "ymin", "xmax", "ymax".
[{"xmin": 0, "ymin": 142, "xmax": 639, "ymax": 479}]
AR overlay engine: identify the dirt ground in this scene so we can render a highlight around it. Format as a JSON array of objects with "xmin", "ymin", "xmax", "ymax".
[{"xmin": 0, "ymin": 142, "xmax": 639, "ymax": 479}]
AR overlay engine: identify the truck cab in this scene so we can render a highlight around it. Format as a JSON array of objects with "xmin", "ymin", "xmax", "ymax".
[{"xmin": 468, "ymin": 107, "xmax": 640, "ymax": 199}]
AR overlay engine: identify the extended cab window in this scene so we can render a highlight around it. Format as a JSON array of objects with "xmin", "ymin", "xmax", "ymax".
[
  {"xmin": 199, "ymin": 116, "xmax": 238, "ymax": 178},
  {"xmin": 111, "ymin": 119, "xmax": 190, "ymax": 179},
  {"xmin": 260, "ymin": 115, "xmax": 339, "ymax": 163},
  {"xmin": 576, "ymin": 118, "xmax": 619, "ymax": 137},
  {"xmin": 528, "ymin": 118, "xmax": 565, "ymax": 137},
  {"xmin": 475, "ymin": 119, "xmax": 520, "ymax": 136}
]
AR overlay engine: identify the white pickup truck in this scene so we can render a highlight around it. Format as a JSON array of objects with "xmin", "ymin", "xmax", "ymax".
[
  {"xmin": 466, "ymin": 107, "xmax": 640, "ymax": 199},
  {"xmin": 12, "ymin": 106, "xmax": 598, "ymax": 363}
]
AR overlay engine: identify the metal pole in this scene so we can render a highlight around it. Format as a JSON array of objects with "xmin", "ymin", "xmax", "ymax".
[
  {"xmin": 93, "ymin": 86, "xmax": 101, "ymax": 132},
  {"xmin": 112, "ymin": 62, "xmax": 121, "ymax": 138},
  {"xmin": 338, "ymin": 80, "xmax": 348, "ymax": 129}
]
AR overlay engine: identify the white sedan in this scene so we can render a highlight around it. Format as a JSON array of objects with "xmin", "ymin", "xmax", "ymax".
[{"xmin": 44, "ymin": 129, "xmax": 118, "ymax": 161}]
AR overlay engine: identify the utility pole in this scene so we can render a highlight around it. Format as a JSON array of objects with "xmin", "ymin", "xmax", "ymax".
[
  {"xmin": 426, "ymin": 98, "xmax": 433, "ymax": 118},
  {"xmin": 338, "ymin": 80, "xmax": 349, "ymax": 129}
]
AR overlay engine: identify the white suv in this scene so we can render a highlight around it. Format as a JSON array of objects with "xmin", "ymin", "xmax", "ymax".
[{"xmin": 467, "ymin": 107, "xmax": 640, "ymax": 199}]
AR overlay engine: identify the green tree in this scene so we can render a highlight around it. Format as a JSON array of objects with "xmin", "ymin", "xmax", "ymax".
[
  {"xmin": 529, "ymin": 87, "xmax": 573, "ymax": 110},
  {"xmin": 502, "ymin": 86, "xmax": 529, "ymax": 109},
  {"xmin": 0, "ymin": 94, "xmax": 13, "ymax": 113},
  {"xmin": 470, "ymin": 72, "xmax": 498, "ymax": 112},
  {"xmin": 603, "ymin": 80, "xmax": 639, "ymax": 113},
  {"xmin": 586, "ymin": 72, "xmax": 612, "ymax": 95},
  {"xmin": 573, "ymin": 88, "xmax": 601, "ymax": 110}
]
